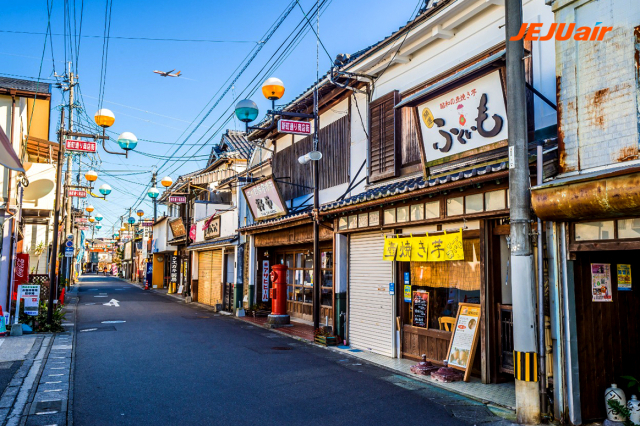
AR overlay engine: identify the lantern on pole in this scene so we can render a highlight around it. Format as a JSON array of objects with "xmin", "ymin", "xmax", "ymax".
[{"xmin": 160, "ymin": 176, "xmax": 173, "ymax": 188}]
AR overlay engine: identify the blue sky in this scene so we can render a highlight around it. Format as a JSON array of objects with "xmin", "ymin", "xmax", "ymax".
[{"xmin": 1, "ymin": 0, "xmax": 423, "ymax": 236}]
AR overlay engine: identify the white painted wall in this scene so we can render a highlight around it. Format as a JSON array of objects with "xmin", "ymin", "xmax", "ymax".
[
  {"xmin": 152, "ymin": 219, "xmax": 177, "ymax": 253},
  {"xmin": 192, "ymin": 208, "xmax": 238, "ymax": 243},
  {"xmin": 193, "ymin": 202, "xmax": 232, "ymax": 222}
]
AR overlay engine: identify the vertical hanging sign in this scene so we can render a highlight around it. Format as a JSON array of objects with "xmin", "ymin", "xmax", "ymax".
[{"xmin": 262, "ymin": 261, "xmax": 270, "ymax": 302}]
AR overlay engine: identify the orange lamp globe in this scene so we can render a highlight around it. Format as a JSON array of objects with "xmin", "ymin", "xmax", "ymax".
[
  {"xmin": 262, "ymin": 77, "xmax": 285, "ymax": 101},
  {"xmin": 94, "ymin": 108, "xmax": 115, "ymax": 128},
  {"xmin": 161, "ymin": 176, "xmax": 173, "ymax": 188},
  {"xmin": 85, "ymin": 170, "xmax": 98, "ymax": 182},
  {"xmin": 88, "ymin": 217, "xmax": 95, "ymax": 223},
  {"xmin": 86, "ymin": 205, "xmax": 94, "ymax": 213}
]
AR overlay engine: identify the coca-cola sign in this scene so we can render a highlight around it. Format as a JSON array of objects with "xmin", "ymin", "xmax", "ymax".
[{"xmin": 13, "ymin": 253, "xmax": 29, "ymax": 286}]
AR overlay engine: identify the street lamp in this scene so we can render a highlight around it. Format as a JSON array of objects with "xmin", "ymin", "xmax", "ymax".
[
  {"xmin": 128, "ymin": 217, "xmax": 136, "ymax": 225},
  {"xmin": 235, "ymin": 77, "xmax": 322, "ymax": 329},
  {"xmin": 95, "ymin": 213, "xmax": 103, "ymax": 222},
  {"xmin": 86, "ymin": 204, "xmax": 94, "ymax": 213},
  {"xmin": 161, "ymin": 176, "xmax": 173, "ymax": 188},
  {"xmin": 136, "ymin": 209, "xmax": 144, "ymax": 222},
  {"xmin": 99, "ymin": 184, "xmax": 112, "ymax": 197},
  {"xmin": 85, "ymin": 170, "xmax": 98, "ymax": 183},
  {"xmin": 96, "ymin": 224, "xmax": 102, "ymax": 230},
  {"xmin": 88, "ymin": 217, "xmax": 95, "ymax": 223},
  {"xmin": 94, "ymin": 109, "xmax": 137, "ymax": 158}
]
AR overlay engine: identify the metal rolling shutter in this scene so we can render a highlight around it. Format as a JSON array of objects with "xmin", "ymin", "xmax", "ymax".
[
  {"xmin": 198, "ymin": 251, "xmax": 212, "ymax": 306},
  {"xmin": 349, "ymin": 232, "xmax": 394, "ymax": 357},
  {"xmin": 210, "ymin": 250, "xmax": 223, "ymax": 307}
]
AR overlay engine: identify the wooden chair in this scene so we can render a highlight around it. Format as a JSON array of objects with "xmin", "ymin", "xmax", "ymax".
[{"xmin": 438, "ymin": 316, "xmax": 456, "ymax": 332}]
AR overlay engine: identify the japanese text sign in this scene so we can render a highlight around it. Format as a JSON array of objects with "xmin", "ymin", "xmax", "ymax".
[
  {"xmin": 446, "ymin": 303, "xmax": 481, "ymax": 381},
  {"xmin": 383, "ymin": 230, "xmax": 464, "ymax": 262},
  {"xmin": 68, "ymin": 189, "xmax": 87, "ymax": 198},
  {"xmin": 19, "ymin": 284, "xmax": 40, "ymax": 316},
  {"xmin": 169, "ymin": 196, "xmax": 186, "ymax": 204},
  {"xmin": 242, "ymin": 177, "xmax": 288, "ymax": 221},
  {"xmin": 278, "ymin": 119, "xmax": 312, "ymax": 136},
  {"xmin": 203, "ymin": 215, "xmax": 221, "ymax": 240},
  {"xmin": 13, "ymin": 253, "xmax": 29, "ymax": 286},
  {"xmin": 417, "ymin": 70, "xmax": 507, "ymax": 164},
  {"xmin": 65, "ymin": 139, "xmax": 97, "ymax": 153},
  {"xmin": 262, "ymin": 261, "xmax": 270, "ymax": 302}
]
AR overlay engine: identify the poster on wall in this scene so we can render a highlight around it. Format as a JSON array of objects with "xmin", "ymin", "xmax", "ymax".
[
  {"xmin": 617, "ymin": 264, "xmax": 632, "ymax": 291},
  {"xmin": 412, "ymin": 290, "xmax": 429, "ymax": 328},
  {"xmin": 262, "ymin": 260, "xmax": 270, "ymax": 302},
  {"xmin": 591, "ymin": 263, "xmax": 612, "ymax": 302},
  {"xmin": 19, "ymin": 285, "xmax": 40, "ymax": 316},
  {"xmin": 416, "ymin": 70, "xmax": 508, "ymax": 168},
  {"xmin": 446, "ymin": 303, "xmax": 481, "ymax": 381},
  {"xmin": 242, "ymin": 177, "xmax": 288, "ymax": 221}
]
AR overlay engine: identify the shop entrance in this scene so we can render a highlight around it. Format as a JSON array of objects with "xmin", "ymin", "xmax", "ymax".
[
  {"xmin": 573, "ymin": 249, "xmax": 640, "ymax": 422},
  {"xmin": 223, "ymin": 252, "xmax": 234, "ymax": 312}
]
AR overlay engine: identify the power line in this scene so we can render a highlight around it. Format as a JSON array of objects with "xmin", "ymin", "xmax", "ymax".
[{"xmin": 0, "ymin": 29, "xmax": 259, "ymax": 43}]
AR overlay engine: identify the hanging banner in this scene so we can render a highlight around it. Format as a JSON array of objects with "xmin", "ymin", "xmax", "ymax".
[
  {"xmin": 617, "ymin": 264, "xmax": 632, "ymax": 291},
  {"xmin": 383, "ymin": 237, "xmax": 399, "ymax": 261},
  {"xmin": 591, "ymin": 263, "xmax": 612, "ymax": 302},
  {"xmin": 395, "ymin": 238, "xmax": 412, "ymax": 262},
  {"xmin": 262, "ymin": 261, "xmax": 270, "ymax": 302},
  {"xmin": 410, "ymin": 236, "xmax": 429, "ymax": 261},
  {"xmin": 13, "ymin": 253, "xmax": 29, "ymax": 286},
  {"xmin": 442, "ymin": 230, "xmax": 464, "ymax": 260}
]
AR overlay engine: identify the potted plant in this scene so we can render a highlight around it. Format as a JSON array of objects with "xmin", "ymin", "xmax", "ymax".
[{"xmin": 314, "ymin": 328, "xmax": 337, "ymax": 346}]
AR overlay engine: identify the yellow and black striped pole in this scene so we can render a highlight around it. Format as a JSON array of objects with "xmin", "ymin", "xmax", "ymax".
[{"xmin": 514, "ymin": 351, "xmax": 538, "ymax": 382}]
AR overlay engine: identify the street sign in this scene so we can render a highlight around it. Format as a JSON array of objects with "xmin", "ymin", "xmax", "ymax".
[
  {"xmin": 64, "ymin": 247, "xmax": 74, "ymax": 257},
  {"xmin": 77, "ymin": 226, "xmax": 89, "ymax": 231},
  {"xmin": 169, "ymin": 195, "xmax": 186, "ymax": 204},
  {"xmin": 277, "ymin": 119, "xmax": 311, "ymax": 136},
  {"xmin": 67, "ymin": 234, "xmax": 74, "ymax": 241},
  {"xmin": 75, "ymin": 217, "xmax": 88, "ymax": 224},
  {"xmin": 68, "ymin": 189, "xmax": 87, "ymax": 198},
  {"xmin": 18, "ymin": 285, "xmax": 40, "ymax": 316},
  {"xmin": 65, "ymin": 139, "xmax": 97, "ymax": 153},
  {"xmin": 65, "ymin": 240, "xmax": 73, "ymax": 248}
]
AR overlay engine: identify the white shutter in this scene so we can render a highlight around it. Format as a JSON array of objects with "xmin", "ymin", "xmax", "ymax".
[{"xmin": 348, "ymin": 232, "xmax": 394, "ymax": 357}]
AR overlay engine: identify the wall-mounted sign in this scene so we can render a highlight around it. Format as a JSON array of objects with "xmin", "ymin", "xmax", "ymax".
[
  {"xmin": 592, "ymin": 263, "xmax": 612, "ymax": 302},
  {"xmin": 170, "ymin": 255, "xmax": 179, "ymax": 284},
  {"xmin": 77, "ymin": 226, "xmax": 89, "ymax": 231},
  {"xmin": 446, "ymin": 303, "xmax": 481, "ymax": 381},
  {"xmin": 617, "ymin": 264, "xmax": 632, "ymax": 291},
  {"xmin": 203, "ymin": 215, "xmax": 221, "ymax": 240},
  {"xmin": 65, "ymin": 139, "xmax": 97, "ymax": 153},
  {"xmin": 75, "ymin": 217, "xmax": 88, "ymax": 223},
  {"xmin": 262, "ymin": 260, "xmax": 270, "ymax": 302},
  {"xmin": 242, "ymin": 177, "xmax": 288, "ymax": 221},
  {"xmin": 169, "ymin": 218, "xmax": 186, "ymax": 238},
  {"xmin": 278, "ymin": 119, "xmax": 312, "ymax": 136},
  {"xmin": 68, "ymin": 189, "xmax": 87, "ymax": 198},
  {"xmin": 416, "ymin": 70, "xmax": 508, "ymax": 168},
  {"xmin": 169, "ymin": 195, "xmax": 187, "ymax": 204}
]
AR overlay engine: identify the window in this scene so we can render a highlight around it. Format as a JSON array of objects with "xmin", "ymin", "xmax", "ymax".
[
  {"xmin": 397, "ymin": 206, "xmax": 409, "ymax": 223},
  {"xmin": 425, "ymin": 200, "xmax": 440, "ymax": 219},
  {"xmin": 384, "ymin": 208, "xmax": 396, "ymax": 224},
  {"xmin": 575, "ymin": 221, "xmax": 615, "ymax": 240},
  {"xmin": 348, "ymin": 215, "xmax": 358, "ymax": 229},
  {"xmin": 358, "ymin": 213, "xmax": 369, "ymax": 228},
  {"xmin": 465, "ymin": 193, "xmax": 483, "ymax": 214},
  {"xmin": 283, "ymin": 249, "xmax": 333, "ymax": 307},
  {"xmin": 369, "ymin": 91, "xmax": 400, "ymax": 182},
  {"xmin": 447, "ymin": 197, "xmax": 464, "ymax": 216},
  {"xmin": 369, "ymin": 211, "xmax": 380, "ymax": 226},
  {"xmin": 618, "ymin": 219, "xmax": 640, "ymax": 239},
  {"xmin": 338, "ymin": 217, "xmax": 348, "ymax": 231},
  {"xmin": 485, "ymin": 189, "xmax": 506, "ymax": 211},
  {"xmin": 410, "ymin": 204, "xmax": 424, "ymax": 221}
]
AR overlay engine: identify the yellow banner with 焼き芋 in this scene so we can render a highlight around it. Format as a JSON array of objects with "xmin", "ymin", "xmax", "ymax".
[
  {"xmin": 383, "ymin": 237, "xmax": 399, "ymax": 261},
  {"xmin": 410, "ymin": 236, "xmax": 430, "ymax": 262},
  {"xmin": 395, "ymin": 238, "xmax": 412, "ymax": 262},
  {"xmin": 442, "ymin": 229, "xmax": 464, "ymax": 261}
]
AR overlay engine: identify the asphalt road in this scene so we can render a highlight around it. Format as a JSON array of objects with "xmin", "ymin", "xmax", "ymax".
[{"xmin": 73, "ymin": 275, "xmax": 497, "ymax": 426}]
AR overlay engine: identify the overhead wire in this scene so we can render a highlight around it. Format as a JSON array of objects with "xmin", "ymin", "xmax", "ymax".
[{"xmin": 0, "ymin": 29, "xmax": 260, "ymax": 43}]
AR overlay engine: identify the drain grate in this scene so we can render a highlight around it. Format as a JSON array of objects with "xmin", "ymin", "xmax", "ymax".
[{"xmin": 33, "ymin": 399, "xmax": 63, "ymax": 414}]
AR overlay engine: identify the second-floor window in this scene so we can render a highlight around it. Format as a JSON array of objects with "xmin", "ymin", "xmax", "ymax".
[{"xmin": 369, "ymin": 90, "xmax": 400, "ymax": 182}]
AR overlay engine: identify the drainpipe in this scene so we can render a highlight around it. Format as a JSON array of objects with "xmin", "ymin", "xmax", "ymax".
[{"xmin": 536, "ymin": 140, "xmax": 547, "ymax": 414}]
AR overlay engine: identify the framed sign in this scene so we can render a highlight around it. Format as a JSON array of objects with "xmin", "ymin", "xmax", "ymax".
[
  {"xmin": 203, "ymin": 215, "xmax": 221, "ymax": 240},
  {"xmin": 445, "ymin": 303, "xmax": 481, "ymax": 381},
  {"xmin": 242, "ymin": 177, "xmax": 288, "ymax": 221},
  {"xmin": 416, "ymin": 70, "xmax": 508, "ymax": 172},
  {"xmin": 278, "ymin": 119, "xmax": 312, "ymax": 136},
  {"xmin": 169, "ymin": 218, "xmax": 186, "ymax": 238},
  {"xmin": 65, "ymin": 139, "xmax": 97, "ymax": 153},
  {"xmin": 411, "ymin": 290, "xmax": 429, "ymax": 328},
  {"xmin": 68, "ymin": 189, "xmax": 87, "ymax": 198},
  {"xmin": 169, "ymin": 195, "xmax": 186, "ymax": 204}
]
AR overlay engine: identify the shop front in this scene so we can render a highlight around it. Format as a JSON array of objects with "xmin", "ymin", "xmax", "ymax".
[
  {"xmin": 244, "ymin": 216, "xmax": 334, "ymax": 326},
  {"xmin": 151, "ymin": 217, "xmax": 178, "ymax": 289}
]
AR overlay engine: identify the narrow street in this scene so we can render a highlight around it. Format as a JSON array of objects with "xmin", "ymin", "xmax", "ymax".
[{"xmin": 73, "ymin": 275, "xmax": 504, "ymax": 426}]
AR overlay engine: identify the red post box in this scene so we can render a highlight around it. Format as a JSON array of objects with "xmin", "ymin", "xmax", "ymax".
[{"xmin": 269, "ymin": 264, "xmax": 287, "ymax": 316}]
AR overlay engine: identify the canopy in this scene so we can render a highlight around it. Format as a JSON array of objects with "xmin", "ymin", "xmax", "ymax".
[{"xmin": 0, "ymin": 125, "xmax": 24, "ymax": 172}]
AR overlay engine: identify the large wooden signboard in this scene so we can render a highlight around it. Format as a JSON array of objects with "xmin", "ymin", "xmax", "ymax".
[
  {"xmin": 445, "ymin": 303, "xmax": 481, "ymax": 381},
  {"xmin": 242, "ymin": 177, "xmax": 288, "ymax": 221}
]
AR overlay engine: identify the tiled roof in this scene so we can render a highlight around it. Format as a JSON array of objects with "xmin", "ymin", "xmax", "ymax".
[
  {"xmin": 320, "ymin": 161, "xmax": 508, "ymax": 212},
  {"xmin": 0, "ymin": 77, "xmax": 51, "ymax": 94},
  {"xmin": 208, "ymin": 130, "xmax": 253, "ymax": 165},
  {"xmin": 186, "ymin": 236, "xmax": 238, "ymax": 251},
  {"xmin": 238, "ymin": 208, "xmax": 312, "ymax": 232}
]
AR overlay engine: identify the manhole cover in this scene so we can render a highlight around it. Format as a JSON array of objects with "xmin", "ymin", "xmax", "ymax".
[{"xmin": 271, "ymin": 347, "xmax": 292, "ymax": 351}]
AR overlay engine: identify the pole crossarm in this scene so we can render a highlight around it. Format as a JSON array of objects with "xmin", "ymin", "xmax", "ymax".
[{"xmin": 63, "ymin": 131, "xmax": 109, "ymax": 140}]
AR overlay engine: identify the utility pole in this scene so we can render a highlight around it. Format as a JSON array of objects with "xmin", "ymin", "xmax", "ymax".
[
  {"xmin": 312, "ymin": 0, "xmax": 321, "ymax": 331},
  {"xmin": 63, "ymin": 63, "xmax": 76, "ymax": 284},
  {"xmin": 48, "ymin": 108, "xmax": 65, "ymax": 324},
  {"xmin": 505, "ymin": 0, "xmax": 540, "ymax": 423},
  {"xmin": 152, "ymin": 170, "xmax": 158, "ymax": 221}
]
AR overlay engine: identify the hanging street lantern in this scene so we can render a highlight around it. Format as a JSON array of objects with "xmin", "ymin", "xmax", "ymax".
[
  {"xmin": 234, "ymin": 99, "xmax": 259, "ymax": 124},
  {"xmin": 136, "ymin": 209, "xmax": 144, "ymax": 217},
  {"xmin": 161, "ymin": 176, "xmax": 173, "ymax": 188},
  {"xmin": 86, "ymin": 205, "xmax": 94, "ymax": 213},
  {"xmin": 99, "ymin": 184, "xmax": 112, "ymax": 196},
  {"xmin": 147, "ymin": 187, "xmax": 160, "ymax": 199},
  {"xmin": 96, "ymin": 224, "xmax": 102, "ymax": 230},
  {"xmin": 94, "ymin": 109, "xmax": 115, "ymax": 128},
  {"xmin": 262, "ymin": 77, "xmax": 285, "ymax": 101},
  {"xmin": 88, "ymin": 217, "xmax": 95, "ymax": 223},
  {"xmin": 85, "ymin": 170, "xmax": 98, "ymax": 182},
  {"xmin": 117, "ymin": 132, "xmax": 138, "ymax": 151},
  {"xmin": 128, "ymin": 217, "xmax": 136, "ymax": 225},
  {"xmin": 95, "ymin": 213, "xmax": 103, "ymax": 222}
]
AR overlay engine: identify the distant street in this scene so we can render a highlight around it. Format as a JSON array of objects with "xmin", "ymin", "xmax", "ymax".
[{"xmin": 73, "ymin": 275, "xmax": 501, "ymax": 426}]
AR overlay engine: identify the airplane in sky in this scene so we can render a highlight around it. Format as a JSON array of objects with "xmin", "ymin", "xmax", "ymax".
[{"xmin": 153, "ymin": 69, "xmax": 181, "ymax": 77}]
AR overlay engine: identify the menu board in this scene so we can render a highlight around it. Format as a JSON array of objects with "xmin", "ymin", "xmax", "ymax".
[
  {"xmin": 445, "ymin": 303, "xmax": 481, "ymax": 381},
  {"xmin": 412, "ymin": 290, "xmax": 429, "ymax": 328}
]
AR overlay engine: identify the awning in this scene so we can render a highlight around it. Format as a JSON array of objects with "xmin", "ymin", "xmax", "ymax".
[
  {"xmin": 531, "ymin": 166, "xmax": 640, "ymax": 220},
  {"xmin": 0, "ymin": 123, "xmax": 24, "ymax": 172},
  {"xmin": 395, "ymin": 50, "xmax": 506, "ymax": 109},
  {"xmin": 186, "ymin": 236, "xmax": 237, "ymax": 251}
]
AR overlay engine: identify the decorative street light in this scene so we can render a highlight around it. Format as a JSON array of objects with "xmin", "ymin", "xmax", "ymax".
[
  {"xmin": 136, "ymin": 209, "xmax": 144, "ymax": 222},
  {"xmin": 99, "ymin": 184, "xmax": 112, "ymax": 197},
  {"xmin": 94, "ymin": 109, "xmax": 138, "ymax": 158},
  {"xmin": 96, "ymin": 224, "xmax": 102, "ymax": 230},
  {"xmin": 86, "ymin": 204, "xmax": 94, "ymax": 213},
  {"xmin": 161, "ymin": 176, "xmax": 173, "ymax": 188},
  {"xmin": 88, "ymin": 217, "xmax": 95, "ymax": 223},
  {"xmin": 235, "ymin": 77, "xmax": 323, "ymax": 329},
  {"xmin": 127, "ymin": 217, "xmax": 136, "ymax": 225},
  {"xmin": 95, "ymin": 213, "xmax": 103, "ymax": 222},
  {"xmin": 85, "ymin": 170, "xmax": 98, "ymax": 183}
]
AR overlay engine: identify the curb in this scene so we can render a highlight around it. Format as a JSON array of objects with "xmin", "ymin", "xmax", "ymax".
[{"xmin": 66, "ymin": 295, "xmax": 78, "ymax": 426}]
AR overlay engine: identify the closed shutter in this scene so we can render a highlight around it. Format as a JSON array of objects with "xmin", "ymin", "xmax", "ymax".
[
  {"xmin": 198, "ymin": 251, "xmax": 212, "ymax": 306},
  {"xmin": 369, "ymin": 90, "xmax": 399, "ymax": 182},
  {"xmin": 211, "ymin": 250, "xmax": 223, "ymax": 307},
  {"xmin": 348, "ymin": 232, "xmax": 394, "ymax": 357}
]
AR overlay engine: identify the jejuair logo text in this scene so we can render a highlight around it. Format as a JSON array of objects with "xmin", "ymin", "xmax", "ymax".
[{"xmin": 510, "ymin": 23, "xmax": 612, "ymax": 41}]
